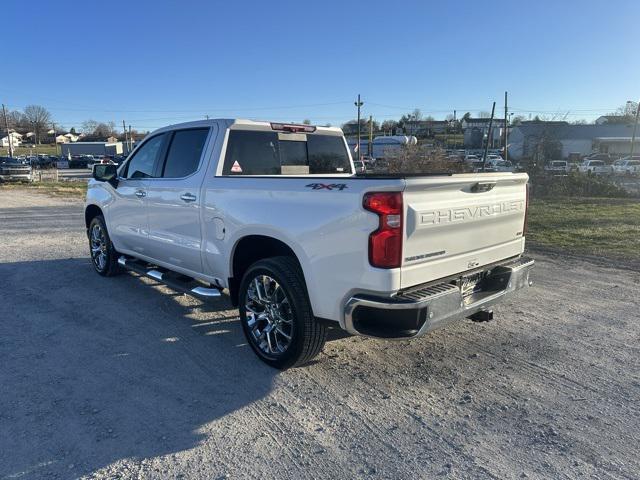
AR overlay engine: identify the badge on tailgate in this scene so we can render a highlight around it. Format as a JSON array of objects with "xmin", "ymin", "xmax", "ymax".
[{"xmin": 419, "ymin": 200, "xmax": 524, "ymax": 226}]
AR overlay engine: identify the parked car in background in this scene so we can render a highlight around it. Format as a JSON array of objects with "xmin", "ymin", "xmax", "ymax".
[
  {"xmin": 0, "ymin": 157, "xmax": 32, "ymax": 182},
  {"xmin": 583, "ymin": 153, "xmax": 613, "ymax": 163},
  {"xmin": 69, "ymin": 155, "xmax": 95, "ymax": 169},
  {"xmin": 87, "ymin": 157, "xmax": 115, "ymax": 170},
  {"xmin": 55, "ymin": 157, "xmax": 69, "ymax": 169},
  {"xmin": 31, "ymin": 156, "xmax": 58, "ymax": 168},
  {"xmin": 578, "ymin": 159, "xmax": 609, "ymax": 175},
  {"xmin": 612, "ymin": 157, "xmax": 640, "ymax": 175},
  {"xmin": 545, "ymin": 160, "xmax": 569, "ymax": 173},
  {"xmin": 493, "ymin": 160, "xmax": 515, "ymax": 172}
]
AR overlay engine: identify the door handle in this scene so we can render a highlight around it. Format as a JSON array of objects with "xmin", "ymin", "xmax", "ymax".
[
  {"xmin": 135, "ymin": 190, "xmax": 146, "ymax": 198},
  {"xmin": 180, "ymin": 193, "xmax": 197, "ymax": 203}
]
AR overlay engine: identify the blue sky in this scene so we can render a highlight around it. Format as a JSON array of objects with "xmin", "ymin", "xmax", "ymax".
[{"xmin": 2, "ymin": 0, "xmax": 638, "ymax": 132}]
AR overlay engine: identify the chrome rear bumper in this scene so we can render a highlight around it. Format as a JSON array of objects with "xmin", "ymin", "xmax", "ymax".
[{"xmin": 343, "ymin": 256, "xmax": 534, "ymax": 339}]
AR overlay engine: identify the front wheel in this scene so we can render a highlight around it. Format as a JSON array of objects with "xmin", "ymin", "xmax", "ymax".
[
  {"xmin": 88, "ymin": 215, "xmax": 122, "ymax": 277},
  {"xmin": 238, "ymin": 256, "xmax": 326, "ymax": 369}
]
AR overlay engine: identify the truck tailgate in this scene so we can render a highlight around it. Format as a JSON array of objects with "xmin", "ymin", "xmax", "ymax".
[{"xmin": 401, "ymin": 173, "xmax": 528, "ymax": 289}]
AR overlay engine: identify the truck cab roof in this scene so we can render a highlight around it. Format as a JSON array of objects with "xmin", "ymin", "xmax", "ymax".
[{"xmin": 151, "ymin": 119, "xmax": 343, "ymax": 136}]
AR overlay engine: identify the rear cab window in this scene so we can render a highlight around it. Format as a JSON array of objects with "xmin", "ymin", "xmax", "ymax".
[{"xmin": 221, "ymin": 129, "xmax": 352, "ymax": 176}]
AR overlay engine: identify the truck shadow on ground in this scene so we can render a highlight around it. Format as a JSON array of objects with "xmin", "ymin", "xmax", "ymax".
[{"xmin": 0, "ymin": 257, "xmax": 288, "ymax": 478}]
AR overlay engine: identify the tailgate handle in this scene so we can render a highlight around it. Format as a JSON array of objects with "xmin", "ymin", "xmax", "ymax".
[{"xmin": 471, "ymin": 182, "xmax": 496, "ymax": 193}]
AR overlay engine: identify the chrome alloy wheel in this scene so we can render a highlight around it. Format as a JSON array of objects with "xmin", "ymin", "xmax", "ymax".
[
  {"xmin": 244, "ymin": 275, "xmax": 294, "ymax": 356},
  {"xmin": 90, "ymin": 223, "xmax": 108, "ymax": 271}
]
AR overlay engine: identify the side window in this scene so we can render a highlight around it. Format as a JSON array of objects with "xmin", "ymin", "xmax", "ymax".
[
  {"xmin": 223, "ymin": 130, "xmax": 280, "ymax": 175},
  {"xmin": 162, "ymin": 128, "xmax": 209, "ymax": 178},
  {"xmin": 124, "ymin": 134, "xmax": 166, "ymax": 179}
]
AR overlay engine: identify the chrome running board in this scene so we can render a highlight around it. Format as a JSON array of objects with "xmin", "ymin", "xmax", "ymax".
[{"xmin": 118, "ymin": 256, "xmax": 221, "ymax": 300}]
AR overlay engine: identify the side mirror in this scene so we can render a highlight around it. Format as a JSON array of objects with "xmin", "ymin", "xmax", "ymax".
[{"xmin": 93, "ymin": 164, "xmax": 119, "ymax": 188}]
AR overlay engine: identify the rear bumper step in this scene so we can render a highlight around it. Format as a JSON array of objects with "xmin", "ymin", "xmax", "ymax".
[
  {"xmin": 343, "ymin": 256, "xmax": 534, "ymax": 339},
  {"xmin": 117, "ymin": 256, "xmax": 221, "ymax": 300}
]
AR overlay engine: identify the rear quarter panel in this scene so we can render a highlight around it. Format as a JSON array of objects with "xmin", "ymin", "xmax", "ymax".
[{"xmin": 200, "ymin": 177, "xmax": 404, "ymax": 322}]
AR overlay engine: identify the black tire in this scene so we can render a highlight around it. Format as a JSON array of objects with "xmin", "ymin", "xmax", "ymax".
[
  {"xmin": 88, "ymin": 215, "xmax": 122, "ymax": 277},
  {"xmin": 238, "ymin": 256, "xmax": 326, "ymax": 369}
]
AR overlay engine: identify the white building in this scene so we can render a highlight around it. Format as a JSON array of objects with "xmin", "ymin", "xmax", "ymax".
[
  {"xmin": 61, "ymin": 141, "xmax": 124, "ymax": 157},
  {"xmin": 1, "ymin": 132, "xmax": 23, "ymax": 148},
  {"xmin": 508, "ymin": 122, "xmax": 639, "ymax": 160}
]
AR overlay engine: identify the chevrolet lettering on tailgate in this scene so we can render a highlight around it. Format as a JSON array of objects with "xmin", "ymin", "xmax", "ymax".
[{"xmin": 420, "ymin": 200, "xmax": 525, "ymax": 226}]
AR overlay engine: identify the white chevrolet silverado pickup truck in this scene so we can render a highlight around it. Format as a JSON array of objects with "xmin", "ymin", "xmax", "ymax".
[{"xmin": 85, "ymin": 119, "xmax": 534, "ymax": 368}]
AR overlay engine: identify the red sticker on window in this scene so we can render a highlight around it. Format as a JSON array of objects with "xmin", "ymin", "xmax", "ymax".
[{"xmin": 231, "ymin": 161, "xmax": 242, "ymax": 173}]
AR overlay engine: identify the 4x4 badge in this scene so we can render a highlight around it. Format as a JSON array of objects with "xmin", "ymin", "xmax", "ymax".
[{"xmin": 305, "ymin": 183, "xmax": 348, "ymax": 191}]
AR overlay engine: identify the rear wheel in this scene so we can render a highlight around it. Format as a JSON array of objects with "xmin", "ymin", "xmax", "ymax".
[
  {"xmin": 238, "ymin": 256, "xmax": 326, "ymax": 369},
  {"xmin": 88, "ymin": 215, "xmax": 122, "ymax": 277}
]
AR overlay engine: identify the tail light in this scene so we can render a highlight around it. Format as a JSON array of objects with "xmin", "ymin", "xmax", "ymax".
[
  {"xmin": 363, "ymin": 192, "xmax": 403, "ymax": 268},
  {"xmin": 523, "ymin": 182, "xmax": 530, "ymax": 235}
]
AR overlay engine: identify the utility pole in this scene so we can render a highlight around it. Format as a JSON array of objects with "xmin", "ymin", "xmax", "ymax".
[
  {"xmin": 2, "ymin": 104, "xmax": 13, "ymax": 157},
  {"xmin": 32, "ymin": 121, "xmax": 39, "ymax": 158},
  {"xmin": 128, "ymin": 125, "xmax": 133, "ymax": 152},
  {"xmin": 630, "ymin": 100, "xmax": 639, "ymax": 159},
  {"xmin": 354, "ymin": 94, "xmax": 363, "ymax": 160},
  {"xmin": 368, "ymin": 115, "xmax": 373, "ymax": 158},
  {"xmin": 52, "ymin": 122, "xmax": 58, "ymax": 156},
  {"xmin": 481, "ymin": 102, "xmax": 496, "ymax": 171},
  {"xmin": 122, "ymin": 120, "xmax": 128, "ymax": 154},
  {"xmin": 504, "ymin": 91, "xmax": 508, "ymax": 162}
]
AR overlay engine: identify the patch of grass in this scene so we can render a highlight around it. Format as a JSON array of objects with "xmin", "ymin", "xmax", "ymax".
[
  {"xmin": 527, "ymin": 197, "xmax": 640, "ymax": 260},
  {"xmin": 9, "ymin": 145, "xmax": 60, "ymax": 156},
  {"xmin": 0, "ymin": 181, "xmax": 87, "ymax": 198}
]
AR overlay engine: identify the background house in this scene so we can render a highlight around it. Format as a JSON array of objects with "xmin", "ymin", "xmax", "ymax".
[
  {"xmin": 595, "ymin": 115, "xmax": 635, "ymax": 125},
  {"xmin": 509, "ymin": 122, "xmax": 639, "ymax": 159},
  {"xmin": 461, "ymin": 118, "xmax": 504, "ymax": 149},
  {"xmin": 593, "ymin": 137, "xmax": 639, "ymax": 156},
  {"xmin": 403, "ymin": 120, "xmax": 450, "ymax": 136},
  {"xmin": 1, "ymin": 131, "xmax": 23, "ymax": 148}
]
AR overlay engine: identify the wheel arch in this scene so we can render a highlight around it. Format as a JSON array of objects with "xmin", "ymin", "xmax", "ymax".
[
  {"xmin": 85, "ymin": 204, "xmax": 103, "ymax": 231},
  {"xmin": 228, "ymin": 234, "xmax": 306, "ymax": 307}
]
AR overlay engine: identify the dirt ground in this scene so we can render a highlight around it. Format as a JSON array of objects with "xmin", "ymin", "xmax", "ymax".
[{"xmin": 1, "ymin": 189, "xmax": 639, "ymax": 480}]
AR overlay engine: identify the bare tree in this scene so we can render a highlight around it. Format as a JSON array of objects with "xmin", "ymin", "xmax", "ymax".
[
  {"xmin": 381, "ymin": 119, "xmax": 398, "ymax": 134},
  {"xmin": 81, "ymin": 119, "xmax": 99, "ymax": 135},
  {"xmin": 604, "ymin": 101, "xmax": 639, "ymax": 123},
  {"xmin": 302, "ymin": 119, "xmax": 311, "ymax": 125},
  {"xmin": 478, "ymin": 111, "xmax": 491, "ymax": 118},
  {"xmin": 23, "ymin": 105, "xmax": 52, "ymax": 144},
  {"xmin": 94, "ymin": 122, "xmax": 117, "ymax": 138}
]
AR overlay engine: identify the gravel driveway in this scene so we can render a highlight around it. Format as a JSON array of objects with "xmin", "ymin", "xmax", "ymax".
[{"xmin": 1, "ymin": 189, "xmax": 639, "ymax": 479}]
